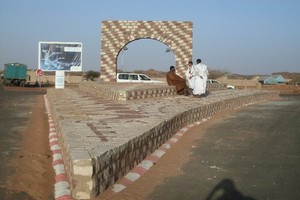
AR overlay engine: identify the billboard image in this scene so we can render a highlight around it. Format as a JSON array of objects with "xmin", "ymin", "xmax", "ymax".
[{"xmin": 39, "ymin": 41, "xmax": 82, "ymax": 71}]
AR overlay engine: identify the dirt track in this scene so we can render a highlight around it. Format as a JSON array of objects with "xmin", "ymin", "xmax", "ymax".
[{"xmin": 0, "ymin": 87, "xmax": 54, "ymax": 200}]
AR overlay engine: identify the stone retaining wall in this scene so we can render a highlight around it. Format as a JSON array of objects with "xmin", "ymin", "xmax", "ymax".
[
  {"xmin": 91, "ymin": 92, "xmax": 278, "ymax": 196},
  {"xmin": 206, "ymin": 82, "xmax": 227, "ymax": 91},
  {"xmin": 79, "ymin": 82, "xmax": 177, "ymax": 101},
  {"xmin": 79, "ymin": 81, "xmax": 228, "ymax": 102},
  {"xmin": 46, "ymin": 88, "xmax": 279, "ymax": 198}
]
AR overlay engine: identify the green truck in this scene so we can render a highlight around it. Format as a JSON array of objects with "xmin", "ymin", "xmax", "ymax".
[{"xmin": 2, "ymin": 63, "xmax": 28, "ymax": 86}]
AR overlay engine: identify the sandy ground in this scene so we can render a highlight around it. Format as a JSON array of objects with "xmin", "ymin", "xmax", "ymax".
[
  {"xmin": 1, "ymin": 87, "xmax": 55, "ymax": 200},
  {"xmin": 2, "ymin": 85, "xmax": 296, "ymax": 200},
  {"xmin": 96, "ymin": 111, "xmax": 232, "ymax": 200}
]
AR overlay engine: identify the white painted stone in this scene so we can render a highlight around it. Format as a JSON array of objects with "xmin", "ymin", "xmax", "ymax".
[
  {"xmin": 55, "ymin": 188, "xmax": 71, "ymax": 198},
  {"xmin": 138, "ymin": 160, "xmax": 153, "ymax": 170},
  {"xmin": 169, "ymin": 137, "xmax": 178, "ymax": 143},
  {"xmin": 73, "ymin": 165, "xmax": 93, "ymax": 176},
  {"xmin": 162, "ymin": 143, "xmax": 171, "ymax": 149},
  {"xmin": 54, "ymin": 181, "xmax": 70, "ymax": 198},
  {"xmin": 112, "ymin": 184, "xmax": 126, "ymax": 193},
  {"xmin": 50, "ymin": 137, "xmax": 59, "ymax": 143},
  {"xmin": 180, "ymin": 127, "xmax": 188, "ymax": 132},
  {"xmin": 86, "ymin": 180, "xmax": 93, "ymax": 190},
  {"xmin": 53, "ymin": 164, "xmax": 65, "ymax": 175},
  {"xmin": 153, "ymin": 149, "xmax": 165, "ymax": 158},
  {"xmin": 55, "ymin": 180, "xmax": 69, "ymax": 189},
  {"xmin": 49, "ymin": 131, "xmax": 57, "ymax": 137},
  {"xmin": 125, "ymin": 172, "xmax": 140, "ymax": 181},
  {"xmin": 50, "ymin": 144, "xmax": 61, "ymax": 151},
  {"xmin": 175, "ymin": 132, "xmax": 183, "ymax": 137},
  {"xmin": 187, "ymin": 124, "xmax": 195, "ymax": 128},
  {"xmin": 75, "ymin": 191, "xmax": 91, "ymax": 199},
  {"xmin": 53, "ymin": 153, "xmax": 62, "ymax": 161}
]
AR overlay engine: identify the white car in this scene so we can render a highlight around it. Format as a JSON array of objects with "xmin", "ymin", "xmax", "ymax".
[
  {"xmin": 207, "ymin": 79, "xmax": 235, "ymax": 89},
  {"xmin": 116, "ymin": 73, "xmax": 164, "ymax": 84}
]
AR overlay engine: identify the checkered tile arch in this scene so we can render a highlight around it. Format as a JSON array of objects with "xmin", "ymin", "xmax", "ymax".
[{"xmin": 100, "ymin": 20, "xmax": 193, "ymax": 82}]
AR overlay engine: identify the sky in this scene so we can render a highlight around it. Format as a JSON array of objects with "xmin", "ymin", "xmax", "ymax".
[{"xmin": 0, "ymin": 0, "xmax": 299, "ymax": 75}]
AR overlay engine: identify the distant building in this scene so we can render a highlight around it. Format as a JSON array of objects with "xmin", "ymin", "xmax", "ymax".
[
  {"xmin": 258, "ymin": 75, "xmax": 287, "ymax": 85},
  {"xmin": 272, "ymin": 75, "xmax": 288, "ymax": 84}
]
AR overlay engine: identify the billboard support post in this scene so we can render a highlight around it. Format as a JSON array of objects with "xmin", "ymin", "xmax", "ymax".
[{"xmin": 38, "ymin": 76, "xmax": 41, "ymax": 91}]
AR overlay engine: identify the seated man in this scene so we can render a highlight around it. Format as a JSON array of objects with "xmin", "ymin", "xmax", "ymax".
[{"xmin": 166, "ymin": 66, "xmax": 188, "ymax": 95}]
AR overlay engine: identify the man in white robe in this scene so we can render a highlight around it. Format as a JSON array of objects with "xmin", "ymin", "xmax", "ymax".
[
  {"xmin": 185, "ymin": 61, "xmax": 195, "ymax": 94},
  {"xmin": 193, "ymin": 59, "xmax": 209, "ymax": 96}
]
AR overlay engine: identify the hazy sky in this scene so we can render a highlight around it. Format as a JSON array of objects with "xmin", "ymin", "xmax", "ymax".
[{"xmin": 0, "ymin": 0, "xmax": 299, "ymax": 75}]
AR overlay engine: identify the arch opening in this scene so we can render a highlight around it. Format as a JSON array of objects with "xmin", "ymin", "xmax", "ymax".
[{"xmin": 116, "ymin": 38, "xmax": 175, "ymax": 73}]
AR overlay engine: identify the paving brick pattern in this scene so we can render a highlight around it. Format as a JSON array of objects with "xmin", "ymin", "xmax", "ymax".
[{"xmin": 46, "ymin": 85, "xmax": 279, "ymax": 199}]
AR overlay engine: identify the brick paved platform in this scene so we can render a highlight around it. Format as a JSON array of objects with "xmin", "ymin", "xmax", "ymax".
[{"xmin": 46, "ymin": 82, "xmax": 279, "ymax": 199}]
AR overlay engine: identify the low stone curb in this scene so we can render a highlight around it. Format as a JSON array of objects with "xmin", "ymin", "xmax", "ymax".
[
  {"xmin": 44, "ymin": 95, "xmax": 73, "ymax": 200},
  {"xmin": 101, "ymin": 103, "xmax": 253, "ymax": 198},
  {"xmin": 107, "ymin": 118, "xmax": 208, "ymax": 196}
]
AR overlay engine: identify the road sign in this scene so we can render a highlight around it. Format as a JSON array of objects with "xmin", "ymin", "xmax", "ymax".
[
  {"xmin": 55, "ymin": 71, "xmax": 65, "ymax": 89},
  {"xmin": 36, "ymin": 69, "xmax": 43, "ymax": 76}
]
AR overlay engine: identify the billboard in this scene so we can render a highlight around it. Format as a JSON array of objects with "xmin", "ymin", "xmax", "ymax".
[{"xmin": 38, "ymin": 41, "xmax": 82, "ymax": 71}]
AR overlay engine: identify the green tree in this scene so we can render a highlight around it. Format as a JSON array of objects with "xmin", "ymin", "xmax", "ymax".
[{"xmin": 85, "ymin": 70, "xmax": 100, "ymax": 81}]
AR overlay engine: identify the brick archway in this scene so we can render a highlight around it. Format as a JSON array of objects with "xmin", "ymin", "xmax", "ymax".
[{"xmin": 100, "ymin": 20, "xmax": 193, "ymax": 82}]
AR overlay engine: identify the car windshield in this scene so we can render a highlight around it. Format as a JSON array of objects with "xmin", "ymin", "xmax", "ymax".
[{"xmin": 139, "ymin": 74, "xmax": 151, "ymax": 81}]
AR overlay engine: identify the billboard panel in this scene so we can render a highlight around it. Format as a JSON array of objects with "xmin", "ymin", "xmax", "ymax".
[{"xmin": 39, "ymin": 41, "xmax": 82, "ymax": 71}]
